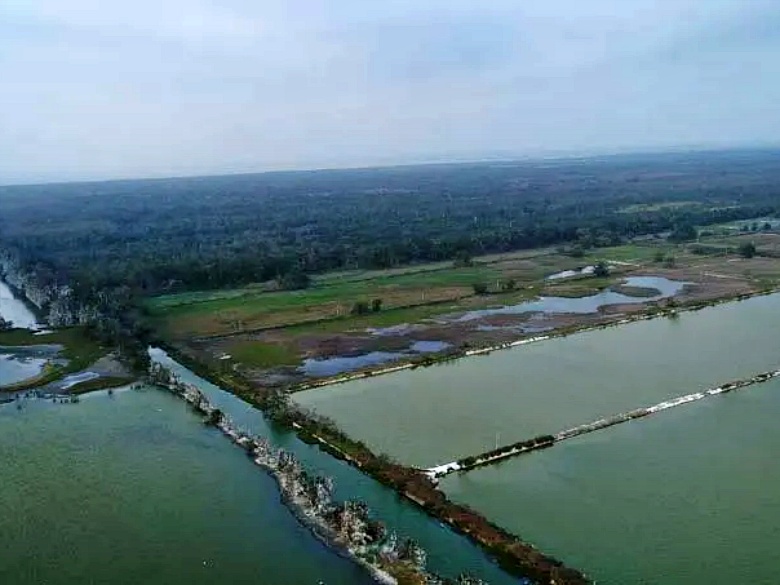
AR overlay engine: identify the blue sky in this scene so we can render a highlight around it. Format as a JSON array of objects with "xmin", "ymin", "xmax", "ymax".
[{"xmin": 2, "ymin": 0, "xmax": 780, "ymax": 183}]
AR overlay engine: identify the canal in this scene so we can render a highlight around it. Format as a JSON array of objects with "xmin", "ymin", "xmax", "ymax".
[{"xmin": 151, "ymin": 349, "xmax": 521, "ymax": 584}]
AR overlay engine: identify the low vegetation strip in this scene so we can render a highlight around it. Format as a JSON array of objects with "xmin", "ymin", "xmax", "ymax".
[{"xmin": 425, "ymin": 366, "xmax": 780, "ymax": 480}]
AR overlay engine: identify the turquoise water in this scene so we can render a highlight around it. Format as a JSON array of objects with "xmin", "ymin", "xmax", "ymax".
[
  {"xmin": 442, "ymin": 378, "xmax": 780, "ymax": 584},
  {"xmin": 0, "ymin": 389, "xmax": 372, "ymax": 585}
]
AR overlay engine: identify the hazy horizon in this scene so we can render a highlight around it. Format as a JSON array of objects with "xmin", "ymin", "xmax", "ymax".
[
  {"xmin": 3, "ymin": 1, "xmax": 780, "ymax": 184},
  {"xmin": 3, "ymin": 143, "xmax": 780, "ymax": 189}
]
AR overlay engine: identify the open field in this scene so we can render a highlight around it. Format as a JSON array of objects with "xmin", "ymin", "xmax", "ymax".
[
  {"xmin": 150, "ymin": 229, "xmax": 780, "ymax": 393},
  {"xmin": 146, "ymin": 253, "xmax": 589, "ymax": 339}
]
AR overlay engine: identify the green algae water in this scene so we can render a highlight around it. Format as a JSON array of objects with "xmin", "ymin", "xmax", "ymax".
[
  {"xmin": 0, "ymin": 389, "xmax": 373, "ymax": 585},
  {"xmin": 295, "ymin": 293, "xmax": 780, "ymax": 467},
  {"xmin": 150, "ymin": 350, "xmax": 520, "ymax": 585},
  {"xmin": 442, "ymin": 377, "xmax": 780, "ymax": 584}
]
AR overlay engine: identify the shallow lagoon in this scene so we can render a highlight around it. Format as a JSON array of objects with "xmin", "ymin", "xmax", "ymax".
[
  {"xmin": 456, "ymin": 276, "xmax": 684, "ymax": 322},
  {"xmin": 0, "ymin": 353, "xmax": 46, "ymax": 386}
]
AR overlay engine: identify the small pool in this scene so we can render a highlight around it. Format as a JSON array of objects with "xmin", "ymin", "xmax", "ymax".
[
  {"xmin": 0, "ymin": 354, "xmax": 47, "ymax": 386},
  {"xmin": 457, "ymin": 277, "xmax": 686, "ymax": 322},
  {"xmin": 299, "ymin": 340, "xmax": 452, "ymax": 377}
]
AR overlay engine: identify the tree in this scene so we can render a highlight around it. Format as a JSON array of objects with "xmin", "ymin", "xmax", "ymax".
[
  {"xmin": 668, "ymin": 223, "xmax": 697, "ymax": 243},
  {"xmin": 653, "ymin": 250, "xmax": 666, "ymax": 263},
  {"xmin": 763, "ymin": 222, "xmax": 773, "ymax": 231},
  {"xmin": 276, "ymin": 268, "xmax": 310, "ymax": 290},
  {"xmin": 472, "ymin": 282, "xmax": 488, "ymax": 295},
  {"xmin": 453, "ymin": 250, "xmax": 474, "ymax": 268},
  {"xmin": 351, "ymin": 301, "xmax": 370, "ymax": 315},
  {"xmin": 663, "ymin": 254, "xmax": 676, "ymax": 268},
  {"xmin": 0, "ymin": 316, "xmax": 11, "ymax": 331},
  {"xmin": 501, "ymin": 278, "xmax": 516, "ymax": 292},
  {"xmin": 739, "ymin": 242, "xmax": 756, "ymax": 258},
  {"xmin": 593, "ymin": 261, "xmax": 610, "ymax": 278},
  {"xmin": 371, "ymin": 298, "xmax": 382, "ymax": 313}
]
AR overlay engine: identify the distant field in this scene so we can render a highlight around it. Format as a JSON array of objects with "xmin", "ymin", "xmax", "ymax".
[
  {"xmin": 149, "ymin": 235, "xmax": 780, "ymax": 347},
  {"xmin": 618, "ymin": 201, "xmax": 701, "ymax": 214},
  {"xmin": 146, "ymin": 252, "xmax": 590, "ymax": 339}
]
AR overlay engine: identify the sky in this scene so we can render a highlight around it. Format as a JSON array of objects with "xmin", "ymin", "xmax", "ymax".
[{"xmin": 2, "ymin": 0, "xmax": 780, "ymax": 183}]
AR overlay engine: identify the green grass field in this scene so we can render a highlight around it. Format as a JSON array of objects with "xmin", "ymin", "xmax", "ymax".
[{"xmin": 147, "ymin": 242, "xmax": 679, "ymax": 340}]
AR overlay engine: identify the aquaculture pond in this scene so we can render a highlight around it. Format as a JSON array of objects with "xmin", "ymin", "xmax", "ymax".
[
  {"xmin": 441, "ymin": 376, "xmax": 780, "ymax": 585},
  {"xmin": 295, "ymin": 292, "xmax": 780, "ymax": 467}
]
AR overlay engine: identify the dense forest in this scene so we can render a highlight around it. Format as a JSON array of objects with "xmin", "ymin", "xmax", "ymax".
[{"xmin": 1, "ymin": 148, "xmax": 780, "ymax": 341}]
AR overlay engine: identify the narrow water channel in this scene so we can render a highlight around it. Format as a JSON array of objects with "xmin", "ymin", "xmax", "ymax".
[{"xmin": 152, "ymin": 349, "xmax": 521, "ymax": 584}]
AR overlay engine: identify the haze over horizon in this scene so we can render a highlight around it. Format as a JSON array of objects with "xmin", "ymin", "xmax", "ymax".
[{"xmin": 2, "ymin": 0, "xmax": 780, "ymax": 184}]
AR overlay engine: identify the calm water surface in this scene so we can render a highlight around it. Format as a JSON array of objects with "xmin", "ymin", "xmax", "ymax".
[
  {"xmin": 0, "ymin": 354, "xmax": 46, "ymax": 386},
  {"xmin": 456, "ymin": 276, "xmax": 684, "ymax": 321},
  {"xmin": 442, "ymin": 378, "xmax": 780, "ymax": 584},
  {"xmin": 151, "ymin": 350, "xmax": 518, "ymax": 584},
  {"xmin": 0, "ymin": 389, "xmax": 372, "ymax": 585},
  {"xmin": 296, "ymin": 293, "xmax": 780, "ymax": 467}
]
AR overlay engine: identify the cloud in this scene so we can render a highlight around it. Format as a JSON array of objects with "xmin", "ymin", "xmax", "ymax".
[{"xmin": 1, "ymin": 0, "xmax": 779, "ymax": 182}]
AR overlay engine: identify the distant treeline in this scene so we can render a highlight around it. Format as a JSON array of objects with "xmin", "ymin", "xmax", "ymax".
[{"xmin": 2, "ymin": 149, "xmax": 780, "ymax": 301}]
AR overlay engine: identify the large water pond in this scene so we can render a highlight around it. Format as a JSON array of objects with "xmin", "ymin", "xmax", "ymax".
[
  {"xmin": 0, "ymin": 278, "xmax": 38, "ymax": 329},
  {"xmin": 456, "ymin": 276, "xmax": 684, "ymax": 321},
  {"xmin": 295, "ymin": 293, "xmax": 780, "ymax": 467},
  {"xmin": 0, "ymin": 389, "xmax": 372, "ymax": 585},
  {"xmin": 441, "ymin": 377, "xmax": 780, "ymax": 584}
]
